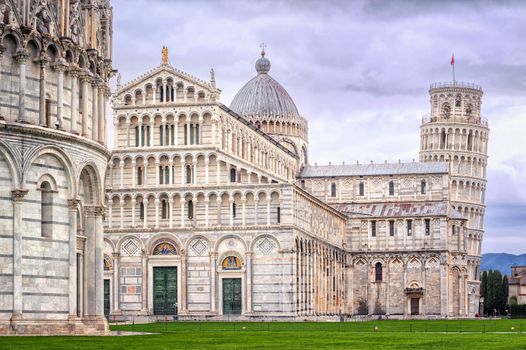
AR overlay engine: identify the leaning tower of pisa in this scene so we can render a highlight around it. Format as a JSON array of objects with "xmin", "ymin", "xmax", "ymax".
[{"xmin": 419, "ymin": 81, "xmax": 489, "ymax": 316}]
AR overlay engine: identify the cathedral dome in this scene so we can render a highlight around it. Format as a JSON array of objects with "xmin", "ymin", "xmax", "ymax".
[{"xmin": 230, "ymin": 50, "xmax": 299, "ymax": 117}]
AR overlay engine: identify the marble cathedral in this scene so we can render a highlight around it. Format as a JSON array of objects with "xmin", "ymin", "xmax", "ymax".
[{"xmin": 105, "ymin": 46, "xmax": 488, "ymax": 320}]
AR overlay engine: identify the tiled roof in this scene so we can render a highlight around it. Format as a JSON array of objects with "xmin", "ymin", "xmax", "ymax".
[
  {"xmin": 300, "ymin": 162, "xmax": 448, "ymax": 178},
  {"xmin": 332, "ymin": 201, "xmax": 465, "ymax": 219}
]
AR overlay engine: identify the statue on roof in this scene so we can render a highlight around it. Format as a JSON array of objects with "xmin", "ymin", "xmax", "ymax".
[{"xmin": 162, "ymin": 46, "xmax": 168, "ymax": 65}]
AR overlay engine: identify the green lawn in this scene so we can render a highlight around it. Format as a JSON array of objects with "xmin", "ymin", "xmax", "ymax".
[{"xmin": 1, "ymin": 319, "xmax": 526, "ymax": 350}]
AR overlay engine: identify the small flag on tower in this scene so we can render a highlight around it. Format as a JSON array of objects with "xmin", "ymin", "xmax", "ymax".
[{"xmin": 451, "ymin": 53, "xmax": 456, "ymax": 83}]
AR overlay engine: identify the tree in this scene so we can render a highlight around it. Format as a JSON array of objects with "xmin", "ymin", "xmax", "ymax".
[{"xmin": 481, "ymin": 270, "xmax": 488, "ymax": 314}]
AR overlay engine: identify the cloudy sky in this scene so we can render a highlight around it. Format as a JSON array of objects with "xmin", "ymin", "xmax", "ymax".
[{"xmin": 110, "ymin": 0, "xmax": 526, "ymax": 254}]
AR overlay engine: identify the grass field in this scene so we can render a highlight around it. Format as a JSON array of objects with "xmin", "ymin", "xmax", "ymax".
[{"xmin": 1, "ymin": 319, "xmax": 526, "ymax": 350}]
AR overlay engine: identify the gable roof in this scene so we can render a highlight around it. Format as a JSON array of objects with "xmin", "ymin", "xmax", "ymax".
[
  {"xmin": 114, "ymin": 63, "xmax": 220, "ymax": 97},
  {"xmin": 301, "ymin": 162, "xmax": 449, "ymax": 178}
]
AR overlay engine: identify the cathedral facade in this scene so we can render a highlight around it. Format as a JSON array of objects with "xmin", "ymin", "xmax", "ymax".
[
  {"xmin": 0, "ymin": 0, "xmax": 113, "ymax": 334},
  {"xmin": 105, "ymin": 47, "xmax": 488, "ymax": 320}
]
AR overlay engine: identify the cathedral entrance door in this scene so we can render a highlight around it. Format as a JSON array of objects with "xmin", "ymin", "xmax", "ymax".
[
  {"xmin": 222, "ymin": 278, "xmax": 242, "ymax": 315},
  {"xmin": 104, "ymin": 279, "xmax": 110, "ymax": 317},
  {"xmin": 153, "ymin": 267, "xmax": 178, "ymax": 315},
  {"xmin": 410, "ymin": 297, "xmax": 420, "ymax": 315}
]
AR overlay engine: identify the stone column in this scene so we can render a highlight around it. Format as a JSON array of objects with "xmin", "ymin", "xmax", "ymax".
[
  {"xmin": 180, "ymin": 198, "xmax": 185, "ymax": 227},
  {"xmin": 70, "ymin": 68, "xmax": 80, "ymax": 133},
  {"xmin": 216, "ymin": 160, "xmax": 221, "ymax": 185},
  {"xmin": 68, "ymin": 198, "xmax": 79, "ymax": 319},
  {"xmin": 131, "ymin": 160, "xmax": 136, "ymax": 187},
  {"xmin": 241, "ymin": 198, "xmax": 246, "ymax": 226},
  {"xmin": 205, "ymin": 159, "xmax": 209, "ymax": 184},
  {"xmin": 131, "ymin": 198, "xmax": 136, "ymax": 227},
  {"xmin": 15, "ymin": 51, "xmax": 29, "ymax": 123},
  {"xmin": 246, "ymin": 252, "xmax": 253, "ymax": 313},
  {"xmin": 120, "ymin": 163, "xmax": 124, "ymax": 188},
  {"xmin": 154, "ymin": 198, "xmax": 160, "ymax": 228},
  {"xmin": 266, "ymin": 198, "xmax": 271, "ymax": 225},
  {"xmin": 119, "ymin": 199, "xmax": 124, "ymax": 229},
  {"xmin": 143, "ymin": 202, "xmax": 148, "ymax": 228},
  {"xmin": 155, "ymin": 161, "xmax": 160, "ymax": 186},
  {"xmin": 204, "ymin": 199, "xmax": 209, "ymax": 227},
  {"xmin": 168, "ymin": 198, "xmax": 174, "ymax": 228},
  {"xmin": 53, "ymin": 61, "xmax": 68, "ymax": 128},
  {"xmin": 138, "ymin": 122, "xmax": 142, "ymax": 147},
  {"xmin": 229, "ymin": 198, "xmax": 234, "ymax": 226},
  {"xmin": 98, "ymin": 85, "xmax": 105, "ymax": 144},
  {"xmin": 149, "ymin": 123, "xmax": 154, "ymax": 147},
  {"xmin": 80, "ymin": 74, "xmax": 91, "ymax": 137},
  {"xmin": 210, "ymin": 252, "xmax": 217, "ymax": 313},
  {"xmin": 38, "ymin": 57, "xmax": 49, "ymax": 126},
  {"xmin": 108, "ymin": 199, "xmax": 113, "ymax": 228},
  {"xmin": 11, "ymin": 189, "xmax": 28, "ymax": 319},
  {"xmin": 91, "ymin": 79, "xmax": 99, "ymax": 140},
  {"xmin": 169, "ymin": 160, "xmax": 174, "ymax": 185},
  {"xmin": 94, "ymin": 206, "xmax": 105, "ymax": 317},
  {"xmin": 111, "ymin": 252, "xmax": 120, "ymax": 314},
  {"xmin": 216, "ymin": 198, "xmax": 222, "ymax": 226},
  {"xmin": 186, "ymin": 120, "xmax": 191, "ymax": 145},
  {"xmin": 180, "ymin": 250, "xmax": 188, "ymax": 314},
  {"xmin": 141, "ymin": 251, "xmax": 148, "ymax": 313},
  {"xmin": 180, "ymin": 161, "xmax": 185, "ymax": 185}
]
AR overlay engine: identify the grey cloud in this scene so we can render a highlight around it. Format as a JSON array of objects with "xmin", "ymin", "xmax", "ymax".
[{"xmin": 111, "ymin": 0, "xmax": 526, "ymax": 253}]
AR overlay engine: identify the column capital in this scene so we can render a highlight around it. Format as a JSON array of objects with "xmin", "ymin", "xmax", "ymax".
[
  {"xmin": 13, "ymin": 49, "xmax": 29, "ymax": 63},
  {"xmin": 67, "ymin": 198, "xmax": 81, "ymax": 210},
  {"xmin": 112, "ymin": 252, "xmax": 120, "ymax": 258},
  {"xmin": 68, "ymin": 66, "xmax": 81, "ymax": 78},
  {"xmin": 11, "ymin": 189, "xmax": 28, "ymax": 202},
  {"xmin": 52, "ymin": 59, "xmax": 69, "ymax": 72}
]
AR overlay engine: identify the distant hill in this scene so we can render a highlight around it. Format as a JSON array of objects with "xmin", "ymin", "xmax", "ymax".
[{"xmin": 481, "ymin": 253, "xmax": 526, "ymax": 274}]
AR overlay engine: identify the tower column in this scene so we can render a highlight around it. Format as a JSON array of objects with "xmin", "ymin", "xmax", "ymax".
[{"xmin": 15, "ymin": 51, "xmax": 29, "ymax": 123}]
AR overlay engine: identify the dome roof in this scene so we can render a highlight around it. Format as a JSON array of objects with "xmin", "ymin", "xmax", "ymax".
[{"xmin": 230, "ymin": 50, "xmax": 299, "ymax": 117}]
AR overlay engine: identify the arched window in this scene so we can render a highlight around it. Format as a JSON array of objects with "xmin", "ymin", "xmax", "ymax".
[
  {"xmin": 40, "ymin": 181, "xmax": 53, "ymax": 238},
  {"xmin": 421, "ymin": 180, "xmax": 426, "ymax": 194},
  {"xmin": 375, "ymin": 262, "xmax": 382, "ymax": 282},
  {"xmin": 161, "ymin": 199, "xmax": 168, "ymax": 219},
  {"xmin": 388, "ymin": 181, "xmax": 394, "ymax": 196},
  {"xmin": 159, "ymin": 126, "xmax": 164, "ymax": 146},
  {"xmin": 135, "ymin": 125, "xmax": 140, "ymax": 146},
  {"xmin": 159, "ymin": 85, "xmax": 164, "ymax": 102},
  {"xmin": 277, "ymin": 206, "xmax": 281, "ymax": 224},
  {"xmin": 466, "ymin": 104, "xmax": 473, "ymax": 116},
  {"xmin": 330, "ymin": 182, "xmax": 336, "ymax": 197},
  {"xmin": 139, "ymin": 202, "xmax": 145, "ymax": 219},
  {"xmin": 232, "ymin": 203, "xmax": 236, "ymax": 218},
  {"xmin": 359, "ymin": 182, "xmax": 365, "ymax": 196},
  {"xmin": 188, "ymin": 200, "xmax": 194, "ymax": 219},
  {"xmin": 442, "ymin": 103, "xmax": 451, "ymax": 118},
  {"xmin": 137, "ymin": 166, "xmax": 143, "ymax": 185},
  {"xmin": 45, "ymin": 98, "xmax": 51, "ymax": 127},
  {"xmin": 230, "ymin": 167, "xmax": 236, "ymax": 183},
  {"xmin": 186, "ymin": 164, "xmax": 193, "ymax": 184},
  {"xmin": 455, "ymin": 95, "xmax": 461, "ymax": 107}
]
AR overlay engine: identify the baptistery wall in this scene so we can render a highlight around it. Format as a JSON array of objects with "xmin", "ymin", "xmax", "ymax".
[{"xmin": 0, "ymin": 0, "xmax": 113, "ymax": 334}]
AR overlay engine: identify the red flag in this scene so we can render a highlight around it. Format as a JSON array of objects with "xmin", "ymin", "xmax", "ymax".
[{"xmin": 451, "ymin": 54, "xmax": 455, "ymax": 66}]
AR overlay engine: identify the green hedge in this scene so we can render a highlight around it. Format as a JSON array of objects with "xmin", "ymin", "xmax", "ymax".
[{"xmin": 510, "ymin": 304, "xmax": 526, "ymax": 318}]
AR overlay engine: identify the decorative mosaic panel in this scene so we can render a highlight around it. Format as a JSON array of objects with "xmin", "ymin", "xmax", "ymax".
[
  {"xmin": 152, "ymin": 238, "xmax": 178, "ymax": 255},
  {"xmin": 122, "ymin": 239, "xmax": 141, "ymax": 257},
  {"xmin": 255, "ymin": 237, "xmax": 277, "ymax": 255},
  {"xmin": 190, "ymin": 238, "xmax": 208, "ymax": 256}
]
